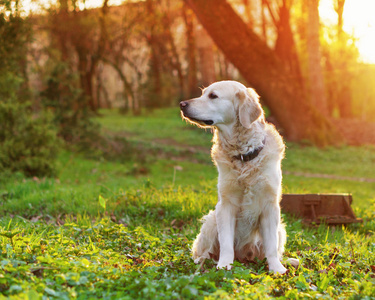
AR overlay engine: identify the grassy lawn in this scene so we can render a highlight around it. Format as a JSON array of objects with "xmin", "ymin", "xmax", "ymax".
[
  {"xmin": 98, "ymin": 108, "xmax": 213, "ymax": 148},
  {"xmin": 1, "ymin": 108, "xmax": 375, "ymax": 299}
]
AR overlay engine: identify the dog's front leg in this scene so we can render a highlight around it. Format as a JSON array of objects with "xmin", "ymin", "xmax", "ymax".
[
  {"xmin": 216, "ymin": 198, "xmax": 239, "ymax": 270},
  {"xmin": 260, "ymin": 203, "xmax": 287, "ymax": 274}
]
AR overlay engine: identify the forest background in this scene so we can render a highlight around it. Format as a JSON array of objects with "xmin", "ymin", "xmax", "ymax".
[{"xmin": 2, "ymin": 0, "xmax": 375, "ymax": 175}]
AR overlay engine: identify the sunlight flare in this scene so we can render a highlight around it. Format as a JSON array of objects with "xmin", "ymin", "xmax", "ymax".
[{"xmin": 319, "ymin": 0, "xmax": 375, "ymax": 63}]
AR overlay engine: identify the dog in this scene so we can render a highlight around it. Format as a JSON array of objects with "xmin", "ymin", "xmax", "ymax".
[{"xmin": 180, "ymin": 80, "xmax": 298, "ymax": 274}]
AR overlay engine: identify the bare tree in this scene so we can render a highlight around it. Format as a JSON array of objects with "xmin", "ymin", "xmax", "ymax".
[
  {"xmin": 101, "ymin": 4, "xmax": 144, "ymax": 114},
  {"xmin": 144, "ymin": 0, "xmax": 186, "ymax": 107},
  {"xmin": 52, "ymin": 0, "xmax": 109, "ymax": 112}
]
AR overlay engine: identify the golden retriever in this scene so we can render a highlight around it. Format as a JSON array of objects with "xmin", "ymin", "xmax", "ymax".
[{"xmin": 180, "ymin": 81, "xmax": 298, "ymax": 274}]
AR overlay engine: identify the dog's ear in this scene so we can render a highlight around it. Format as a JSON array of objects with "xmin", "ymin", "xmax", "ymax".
[{"xmin": 236, "ymin": 88, "xmax": 262, "ymax": 129}]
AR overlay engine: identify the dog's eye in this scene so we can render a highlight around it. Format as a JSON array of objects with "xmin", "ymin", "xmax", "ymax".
[{"xmin": 208, "ymin": 92, "xmax": 218, "ymax": 99}]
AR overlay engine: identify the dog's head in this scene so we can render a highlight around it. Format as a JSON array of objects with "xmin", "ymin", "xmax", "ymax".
[{"xmin": 180, "ymin": 81, "xmax": 263, "ymax": 129}]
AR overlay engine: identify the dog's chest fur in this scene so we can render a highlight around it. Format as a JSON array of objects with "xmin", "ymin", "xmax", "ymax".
[
  {"xmin": 211, "ymin": 122, "xmax": 285, "ymax": 210},
  {"xmin": 211, "ymin": 123, "xmax": 267, "ymax": 183}
]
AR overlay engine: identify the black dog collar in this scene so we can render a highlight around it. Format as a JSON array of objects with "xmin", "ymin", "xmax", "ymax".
[{"xmin": 234, "ymin": 138, "xmax": 266, "ymax": 162}]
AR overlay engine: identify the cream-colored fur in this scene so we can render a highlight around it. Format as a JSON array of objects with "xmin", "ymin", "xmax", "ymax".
[{"xmin": 180, "ymin": 80, "xmax": 298, "ymax": 274}]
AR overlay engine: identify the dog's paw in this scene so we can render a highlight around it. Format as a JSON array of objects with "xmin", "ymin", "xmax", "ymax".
[
  {"xmin": 269, "ymin": 264, "xmax": 287, "ymax": 274},
  {"xmin": 286, "ymin": 258, "xmax": 299, "ymax": 268},
  {"xmin": 217, "ymin": 258, "xmax": 233, "ymax": 270},
  {"xmin": 193, "ymin": 253, "xmax": 210, "ymax": 264},
  {"xmin": 268, "ymin": 257, "xmax": 287, "ymax": 274},
  {"xmin": 194, "ymin": 258, "xmax": 201, "ymax": 264},
  {"xmin": 217, "ymin": 263, "xmax": 232, "ymax": 270}
]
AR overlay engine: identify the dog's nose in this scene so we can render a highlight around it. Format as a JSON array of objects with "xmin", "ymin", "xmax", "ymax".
[{"xmin": 180, "ymin": 101, "xmax": 188, "ymax": 109}]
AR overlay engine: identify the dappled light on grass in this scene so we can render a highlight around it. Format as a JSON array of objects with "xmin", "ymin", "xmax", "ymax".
[{"xmin": 1, "ymin": 208, "xmax": 375, "ymax": 298}]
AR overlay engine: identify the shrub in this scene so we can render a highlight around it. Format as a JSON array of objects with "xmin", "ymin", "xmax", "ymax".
[
  {"xmin": 0, "ymin": 98, "xmax": 60, "ymax": 177},
  {"xmin": 41, "ymin": 61, "xmax": 101, "ymax": 152},
  {"xmin": 0, "ymin": 5, "xmax": 60, "ymax": 177}
]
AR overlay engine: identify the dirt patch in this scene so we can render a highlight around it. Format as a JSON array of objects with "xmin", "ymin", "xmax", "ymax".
[
  {"xmin": 152, "ymin": 138, "xmax": 210, "ymax": 154},
  {"xmin": 334, "ymin": 119, "xmax": 375, "ymax": 145},
  {"xmin": 284, "ymin": 171, "xmax": 375, "ymax": 183}
]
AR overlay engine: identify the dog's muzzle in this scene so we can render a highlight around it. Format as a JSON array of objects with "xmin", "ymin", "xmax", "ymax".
[{"xmin": 180, "ymin": 101, "xmax": 214, "ymax": 125}]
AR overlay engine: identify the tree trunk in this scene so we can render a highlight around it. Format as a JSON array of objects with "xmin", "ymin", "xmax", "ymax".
[
  {"xmin": 261, "ymin": 0, "xmax": 268, "ymax": 41},
  {"xmin": 182, "ymin": 4, "xmax": 199, "ymax": 98},
  {"xmin": 76, "ymin": 45, "xmax": 97, "ymax": 112},
  {"xmin": 274, "ymin": 0, "xmax": 303, "ymax": 84},
  {"xmin": 145, "ymin": 0, "xmax": 162, "ymax": 108},
  {"xmin": 334, "ymin": 0, "xmax": 352, "ymax": 118},
  {"xmin": 334, "ymin": 0, "xmax": 345, "ymax": 39},
  {"xmin": 162, "ymin": 11, "xmax": 185, "ymax": 100},
  {"xmin": 96, "ymin": 64, "xmax": 111, "ymax": 108},
  {"xmin": 101, "ymin": 58, "xmax": 137, "ymax": 114},
  {"xmin": 184, "ymin": 0, "xmax": 340, "ymax": 144},
  {"xmin": 242, "ymin": 0, "xmax": 253, "ymax": 27},
  {"xmin": 57, "ymin": 0, "xmax": 70, "ymax": 61},
  {"xmin": 217, "ymin": 53, "xmax": 230, "ymax": 80},
  {"xmin": 196, "ymin": 25, "xmax": 216, "ymax": 87},
  {"xmin": 306, "ymin": 0, "xmax": 328, "ymax": 116}
]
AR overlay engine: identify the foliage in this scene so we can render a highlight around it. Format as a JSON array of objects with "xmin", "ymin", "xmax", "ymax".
[
  {"xmin": 290, "ymin": 0, "xmax": 375, "ymax": 130},
  {"xmin": 0, "ymin": 1, "xmax": 60, "ymax": 177},
  {"xmin": 321, "ymin": 29, "xmax": 360, "ymax": 118},
  {"xmin": 0, "ymin": 5, "xmax": 30, "ymax": 97},
  {"xmin": 350, "ymin": 64, "xmax": 375, "ymax": 122},
  {"xmin": 143, "ymin": 71, "xmax": 181, "ymax": 109},
  {"xmin": 40, "ymin": 61, "xmax": 149, "ymax": 166},
  {"xmin": 41, "ymin": 61, "xmax": 100, "ymax": 150},
  {"xmin": 0, "ymin": 100, "xmax": 60, "ymax": 177}
]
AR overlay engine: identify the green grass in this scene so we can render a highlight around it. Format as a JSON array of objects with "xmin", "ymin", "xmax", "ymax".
[
  {"xmin": 97, "ymin": 108, "xmax": 213, "ymax": 148},
  {"xmin": 1, "ymin": 200, "xmax": 374, "ymax": 299},
  {"xmin": 0, "ymin": 152, "xmax": 217, "ymax": 217},
  {"xmin": 97, "ymin": 108, "xmax": 375, "ymax": 209},
  {"xmin": 284, "ymin": 143, "xmax": 375, "ymax": 179},
  {"xmin": 1, "ymin": 108, "xmax": 375, "ymax": 299}
]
